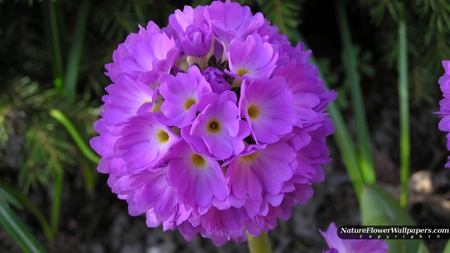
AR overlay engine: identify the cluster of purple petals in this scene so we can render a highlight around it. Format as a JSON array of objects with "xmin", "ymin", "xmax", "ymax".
[
  {"xmin": 438, "ymin": 60, "xmax": 450, "ymax": 167},
  {"xmin": 319, "ymin": 223, "xmax": 389, "ymax": 253},
  {"xmin": 91, "ymin": 0, "xmax": 336, "ymax": 245}
]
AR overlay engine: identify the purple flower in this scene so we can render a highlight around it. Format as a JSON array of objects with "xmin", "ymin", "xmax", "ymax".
[
  {"xmin": 204, "ymin": 0, "xmax": 264, "ymax": 45},
  {"xmin": 180, "ymin": 24, "xmax": 213, "ymax": 58},
  {"xmin": 114, "ymin": 113, "xmax": 178, "ymax": 173},
  {"xmin": 438, "ymin": 60, "xmax": 450, "ymax": 167},
  {"xmin": 159, "ymin": 65, "xmax": 211, "ymax": 127},
  {"xmin": 319, "ymin": 223, "xmax": 389, "ymax": 253},
  {"xmin": 226, "ymin": 34, "xmax": 278, "ymax": 80},
  {"xmin": 91, "ymin": 0, "xmax": 336, "ymax": 245},
  {"xmin": 226, "ymin": 141, "xmax": 295, "ymax": 205},
  {"xmin": 115, "ymin": 168, "xmax": 177, "ymax": 218},
  {"xmin": 101, "ymin": 74, "xmax": 154, "ymax": 126},
  {"xmin": 165, "ymin": 140, "xmax": 228, "ymax": 208},
  {"xmin": 105, "ymin": 22, "xmax": 179, "ymax": 84},
  {"xmin": 239, "ymin": 76, "xmax": 296, "ymax": 143},
  {"xmin": 202, "ymin": 67, "xmax": 229, "ymax": 94},
  {"xmin": 182, "ymin": 91, "xmax": 250, "ymax": 159}
]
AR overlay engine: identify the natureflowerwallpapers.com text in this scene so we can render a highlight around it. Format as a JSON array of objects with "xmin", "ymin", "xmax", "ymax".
[{"xmin": 338, "ymin": 226, "xmax": 450, "ymax": 240}]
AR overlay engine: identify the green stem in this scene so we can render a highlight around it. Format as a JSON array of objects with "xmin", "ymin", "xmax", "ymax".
[
  {"xmin": 246, "ymin": 231, "xmax": 272, "ymax": 253},
  {"xmin": 335, "ymin": 0, "xmax": 375, "ymax": 186},
  {"xmin": 398, "ymin": 2, "xmax": 409, "ymax": 208},
  {"xmin": 49, "ymin": 109, "xmax": 100, "ymax": 164}
]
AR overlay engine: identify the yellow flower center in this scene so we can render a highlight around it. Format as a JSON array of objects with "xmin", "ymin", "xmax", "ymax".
[
  {"xmin": 151, "ymin": 103, "xmax": 161, "ymax": 113},
  {"xmin": 207, "ymin": 119, "xmax": 221, "ymax": 133},
  {"xmin": 247, "ymin": 105, "xmax": 260, "ymax": 120},
  {"xmin": 156, "ymin": 129, "xmax": 169, "ymax": 144},
  {"xmin": 184, "ymin": 98, "xmax": 197, "ymax": 110},
  {"xmin": 191, "ymin": 154, "xmax": 206, "ymax": 167},
  {"xmin": 237, "ymin": 69, "xmax": 249, "ymax": 77},
  {"xmin": 241, "ymin": 152, "xmax": 257, "ymax": 162},
  {"xmin": 151, "ymin": 95, "xmax": 164, "ymax": 113}
]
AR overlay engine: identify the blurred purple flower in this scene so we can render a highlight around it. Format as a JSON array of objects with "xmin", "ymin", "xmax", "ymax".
[
  {"xmin": 91, "ymin": 0, "xmax": 336, "ymax": 245},
  {"xmin": 319, "ymin": 223, "xmax": 389, "ymax": 253},
  {"xmin": 438, "ymin": 60, "xmax": 450, "ymax": 167}
]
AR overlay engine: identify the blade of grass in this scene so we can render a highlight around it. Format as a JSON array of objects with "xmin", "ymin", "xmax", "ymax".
[
  {"xmin": 64, "ymin": 0, "xmax": 89, "ymax": 102},
  {"xmin": 43, "ymin": 0, "xmax": 64, "ymax": 92},
  {"xmin": 335, "ymin": 0, "xmax": 375, "ymax": 186},
  {"xmin": 49, "ymin": 109, "xmax": 100, "ymax": 164},
  {"xmin": 297, "ymin": 32, "xmax": 364, "ymax": 197},
  {"xmin": 0, "ymin": 181, "xmax": 53, "ymax": 240},
  {"xmin": 0, "ymin": 202, "xmax": 49, "ymax": 253},
  {"xmin": 397, "ymin": 1, "xmax": 409, "ymax": 208},
  {"xmin": 325, "ymin": 97, "xmax": 364, "ymax": 196},
  {"xmin": 0, "ymin": 184, "xmax": 22, "ymax": 208}
]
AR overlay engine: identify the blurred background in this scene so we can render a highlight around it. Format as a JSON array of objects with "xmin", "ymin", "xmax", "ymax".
[{"xmin": 0, "ymin": 0, "xmax": 449, "ymax": 252}]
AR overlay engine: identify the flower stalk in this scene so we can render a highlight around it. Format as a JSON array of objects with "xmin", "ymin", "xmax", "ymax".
[{"xmin": 246, "ymin": 232, "xmax": 272, "ymax": 253}]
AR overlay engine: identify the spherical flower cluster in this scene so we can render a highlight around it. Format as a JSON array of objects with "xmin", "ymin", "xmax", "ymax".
[
  {"xmin": 91, "ymin": 0, "xmax": 336, "ymax": 245},
  {"xmin": 319, "ymin": 223, "xmax": 389, "ymax": 253},
  {"xmin": 437, "ymin": 60, "xmax": 450, "ymax": 167}
]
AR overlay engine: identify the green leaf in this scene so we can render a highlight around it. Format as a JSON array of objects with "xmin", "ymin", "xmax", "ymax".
[
  {"xmin": 0, "ymin": 181, "xmax": 53, "ymax": 240},
  {"xmin": 416, "ymin": 242, "xmax": 430, "ymax": 253},
  {"xmin": 360, "ymin": 185, "xmax": 427, "ymax": 253},
  {"xmin": 0, "ymin": 202, "xmax": 48, "ymax": 253},
  {"xmin": 335, "ymin": 0, "xmax": 375, "ymax": 186},
  {"xmin": 0, "ymin": 184, "xmax": 22, "ymax": 208},
  {"xmin": 443, "ymin": 240, "xmax": 450, "ymax": 253}
]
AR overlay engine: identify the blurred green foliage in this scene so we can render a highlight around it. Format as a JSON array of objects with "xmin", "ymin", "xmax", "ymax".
[{"xmin": 358, "ymin": 0, "xmax": 450, "ymax": 104}]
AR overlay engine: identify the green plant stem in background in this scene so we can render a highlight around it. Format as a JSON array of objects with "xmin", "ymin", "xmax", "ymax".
[
  {"xmin": 397, "ymin": 2, "xmax": 409, "ymax": 208},
  {"xmin": 246, "ymin": 231, "xmax": 272, "ymax": 253},
  {"xmin": 49, "ymin": 109, "xmax": 100, "ymax": 165},
  {"xmin": 43, "ymin": 0, "xmax": 65, "ymax": 92},
  {"xmin": 297, "ymin": 32, "xmax": 364, "ymax": 197},
  {"xmin": 335, "ymin": 0, "xmax": 375, "ymax": 187},
  {"xmin": 0, "ymin": 202, "xmax": 49, "ymax": 253},
  {"xmin": 326, "ymin": 98, "xmax": 364, "ymax": 197},
  {"xmin": 64, "ymin": 0, "xmax": 89, "ymax": 102}
]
